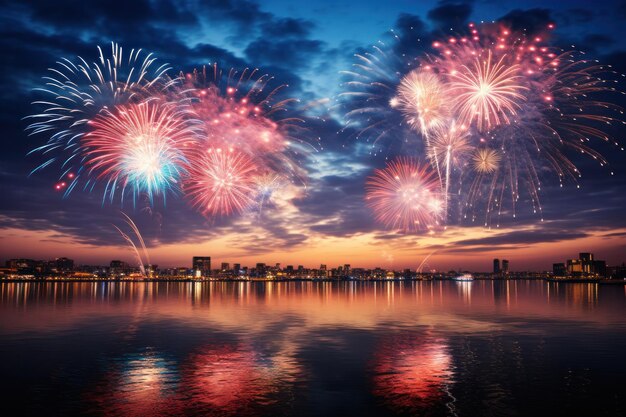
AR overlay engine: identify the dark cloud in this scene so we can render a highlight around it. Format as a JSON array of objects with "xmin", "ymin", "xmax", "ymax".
[
  {"xmin": 260, "ymin": 17, "xmax": 314, "ymax": 38},
  {"xmin": 498, "ymin": 8, "xmax": 553, "ymax": 34},
  {"xmin": 427, "ymin": 2, "xmax": 472, "ymax": 30},
  {"xmin": 245, "ymin": 38, "xmax": 325, "ymax": 68},
  {"xmin": 556, "ymin": 8, "xmax": 595, "ymax": 26}
]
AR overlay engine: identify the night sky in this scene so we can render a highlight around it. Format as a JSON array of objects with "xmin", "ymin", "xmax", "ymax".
[{"xmin": 1, "ymin": 0, "xmax": 625, "ymax": 271}]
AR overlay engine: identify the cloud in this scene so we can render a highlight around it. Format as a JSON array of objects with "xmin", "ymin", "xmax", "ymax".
[{"xmin": 427, "ymin": 2, "xmax": 473, "ymax": 30}]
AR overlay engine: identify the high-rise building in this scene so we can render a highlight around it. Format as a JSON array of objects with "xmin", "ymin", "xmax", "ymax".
[
  {"xmin": 233, "ymin": 263, "xmax": 241, "ymax": 273},
  {"xmin": 493, "ymin": 258, "xmax": 501, "ymax": 274},
  {"xmin": 502, "ymin": 259, "xmax": 509, "ymax": 274},
  {"xmin": 192, "ymin": 256, "xmax": 211, "ymax": 277},
  {"xmin": 221, "ymin": 262, "xmax": 230, "ymax": 271},
  {"xmin": 320, "ymin": 264, "xmax": 327, "ymax": 271}
]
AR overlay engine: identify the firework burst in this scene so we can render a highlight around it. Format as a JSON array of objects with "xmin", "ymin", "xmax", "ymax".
[
  {"xmin": 446, "ymin": 50, "xmax": 526, "ymax": 132},
  {"xmin": 182, "ymin": 65, "xmax": 313, "ymax": 181},
  {"xmin": 184, "ymin": 148, "xmax": 258, "ymax": 217},
  {"xmin": 83, "ymin": 101, "xmax": 198, "ymax": 203},
  {"xmin": 365, "ymin": 158, "xmax": 444, "ymax": 232},
  {"xmin": 472, "ymin": 148, "xmax": 501, "ymax": 174},
  {"xmin": 394, "ymin": 69, "xmax": 451, "ymax": 137},
  {"xmin": 26, "ymin": 43, "xmax": 177, "ymax": 195}
]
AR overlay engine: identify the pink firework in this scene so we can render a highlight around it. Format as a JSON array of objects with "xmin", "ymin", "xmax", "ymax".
[
  {"xmin": 446, "ymin": 50, "xmax": 526, "ymax": 131},
  {"xmin": 184, "ymin": 148, "xmax": 258, "ymax": 217},
  {"xmin": 366, "ymin": 158, "xmax": 444, "ymax": 232},
  {"xmin": 182, "ymin": 65, "xmax": 309, "ymax": 175},
  {"xmin": 83, "ymin": 101, "xmax": 198, "ymax": 201},
  {"xmin": 428, "ymin": 23, "xmax": 556, "ymax": 132}
]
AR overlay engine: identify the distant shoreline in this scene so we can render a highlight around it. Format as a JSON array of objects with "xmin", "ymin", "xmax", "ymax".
[{"xmin": 1, "ymin": 277, "xmax": 624, "ymax": 285}]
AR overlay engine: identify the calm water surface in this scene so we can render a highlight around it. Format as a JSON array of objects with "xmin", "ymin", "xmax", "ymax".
[{"xmin": 1, "ymin": 280, "xmax": 625, "ymax": 417}]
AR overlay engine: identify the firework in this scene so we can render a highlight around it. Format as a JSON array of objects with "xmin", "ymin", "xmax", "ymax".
[
  {"xmin": 184, "ymin": 148, "xmax": 258, "ymax": 217},
  {"xmin": 26, "ymin": 43, "xmax": 176, "ymax": 195},
  {"xmin": 446, "ymin": 50, "xmax": 526, "ymax": 132},
  {"xmin": 365, "ymin": 158, "xmax": 444, "ymax": 232},
  {"xmin": 472, "ymin": 148, "xmax": 501, "ymax": 174},
  {"xmin": 83, "ymin": 101, "xmax": 198, "ymax": 203},
  {"xmin": 394, "ymin": 69, "xmax": 451, "ymax": 137},
  {"xmin": 183, "ymin": 65, "xmax": 312, "ymax": 179}
]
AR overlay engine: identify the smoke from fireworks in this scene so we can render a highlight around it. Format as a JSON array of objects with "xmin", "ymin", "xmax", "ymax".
[{"xmin": 365, "ymin": 158, "xmax": 444, "ymax": 232}]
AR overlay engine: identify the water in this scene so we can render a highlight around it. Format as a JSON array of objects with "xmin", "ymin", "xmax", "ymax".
[{"xmin": 1, "ymin": 280, "xmax": 624, "ymax": 417}]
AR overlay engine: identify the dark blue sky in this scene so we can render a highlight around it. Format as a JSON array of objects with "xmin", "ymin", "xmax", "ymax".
[{"xmin": 0, "ymin": 0, "xmax": 625, "ymax": 270}]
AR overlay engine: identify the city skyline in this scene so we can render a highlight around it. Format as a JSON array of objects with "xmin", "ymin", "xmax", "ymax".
[
  {"xmin": 4, "ymin": 250, "xmax": 625, "ymax": 276},
  {"xmin": 1, "ymin": 0, "xmax": 626, "ymax": 271}
]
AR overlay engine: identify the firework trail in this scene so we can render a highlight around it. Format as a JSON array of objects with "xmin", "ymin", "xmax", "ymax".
[
  {"xmin": 26, "ymin": 43, "xmax": 177, "ymax": 196},
  {"xmin": 113, "ymin": 213, "xmax": 151, "ymax": 277},
  {"xmin": 366, "ymin": 158, "xmax": 444, "ymax": 232},
  {"xmin": 184, "ymin": 148, "xmax": 258, "ymax": 217},
  {"xmin": 82, "ymin": 100, "xmax": 199, "ymax": 204},
  {"xmin": 428, "ymin": 123, "xmax": 472, "ymax": 212}
]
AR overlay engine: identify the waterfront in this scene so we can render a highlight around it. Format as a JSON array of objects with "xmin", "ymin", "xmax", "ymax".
[{"xmin": 1, "ymin": 280, "xmax": 625, "ymax": 416}]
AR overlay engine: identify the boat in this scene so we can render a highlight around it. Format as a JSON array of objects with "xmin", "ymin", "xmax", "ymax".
[{"xmin": 452, "ymin": 273, "xmax": 474, "ymax": 281}]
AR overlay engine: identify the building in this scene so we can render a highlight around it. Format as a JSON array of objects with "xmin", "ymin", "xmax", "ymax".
[
  {"xmin": 502, "ymin": 259, "xmax": 509, "ymax": 274},
  {"xmin": 607, "ymin": 263, "xmax": 626, "ymax": 279},
  {"xmin": 593, "ymin": 260, "xmax": 607, "ymax": 277},
  {"xmin": 6, "ymin": 259, "xmax": 36, "ymax": 274},
  {"xmin": 233, "ymin": 263, "xmax": 241, "ymax": 273},
  {"xmin": 221, "ymin": 262, "xmax": 230, "ymax": 271},
  {"xmin": 110, "ymin": 260, "xmax": 129, "ymax": 276},
  {"xmin": 553, "ymin": 263, "xmax": 566, "ymax": 277},
  {"xmin": 493, "ymin": 259, "xmax": 500, "ymax": 274},
  {"xmin": 55, "ymin": 257, "xmax": 74, "ymax": 272},
  {"xmin": 567, "ymin": 259, "xmax": 582, "ymax": 275},
  {"xmin": 554, "ymin": 252, "xmax": 608, "ymax": 278},
  {"xmin": 580, "ymin": 253, "xmax": 594, "ymax": 273},
  {"xmin": 192, "ymin": 256, "xmax": 211, "ymax": 277}
]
